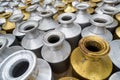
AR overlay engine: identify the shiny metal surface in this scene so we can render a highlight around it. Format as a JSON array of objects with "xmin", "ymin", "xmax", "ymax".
[
  {"xmin": 19, "ymin": 20, "xmax": 45, "ymax": 57},
  {"xmin": 71, "ymin": 36, "xmax": 112, "ymax": 80},
  {"xmin": 109, "ymin": 71, "xmax": 120, "ymax": 80},
  {"xmin": 109, "ymin": 40, "xmax": 120, "ymax": 69},
  {"xmin": 56, "ymin": 13, "xmax": 81, "ymax": 50},
  {"xmin": 41, "ymin": 30, "xmax": 71, "ymax": 73},
  {"xmin": 59, "ymin": 77, "xmax": 79, "ymax": 80},
  {"xmin": 0, "ymin": 50, "xmax": 52, "ymax": 80},
  {"xmin": 74, "ymin": 2, "xmax": 91, "ymax": 28},
  {"xmin": 38, "ymin": 10, "xmax": 59, "ymax": 31},
  {"xmin": 81, "ymin": 14, "xmax": 113, "ymax": 42}
]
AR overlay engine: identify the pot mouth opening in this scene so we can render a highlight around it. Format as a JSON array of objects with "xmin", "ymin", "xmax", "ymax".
[
  {"xmin": 10, "ymin": 61, "xmax": 29, "ymax": 78},
  {"xmin": 85, "ymin": 41, "xmax": 102, "ymax": 52},
  {"xmin": 0, "ymin": 43, "xmax": 3, "ymax": 48},
  {"xmin": 62, "ymin": 16, "xmax": 72, "ymax": 21},
  {"xmin": 48, "ymin": 35, "xmax": 60, "ymax": 44},
  {"xmin": 41, "ymin": 11, "xmax": 50, "ymax": 15},
  {"xmin": 24, "ymin": 25, "xmax": 35, "ymax": 31},
  {"xmin": 103, "ymin": 9, "xmax": 115, "ymax": 13},
  {"xmin": 94, "ymin": 18, "xmax": 107, "ymax": 23}
]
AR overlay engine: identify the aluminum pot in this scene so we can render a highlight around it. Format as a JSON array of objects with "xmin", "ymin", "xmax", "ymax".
[
  {"xmin": 38, "ymin": 10, "xmax": 59, "ymax": 31},
  {"xmin": 0, "ymin": 50, "xmax": 52, "ymax": 80},
  {"xmin": 0, "ymin": 36, "xmax": 23, "ymax": 63},
  {"xmin": 74, "ymin": 2, "xmax": 91, "ymax": 29},
  {"xmin": 109, "ymin": 71, "xmax": 120, "ymax": 80},
  {"xmin": 109, "ymin": 40, "xmax": 120, "ymax": 71},
  {"xmin": 56, "ymin": 12, "xmax": 81, "ymax": 50},
  {"xmin": 81, "ymin": 14, "xmax": 113, "ymax": 42},
  {"xmin": 19, "ymin": 20, "xmax": 45, "ymax": 58},
  {"xmin": 41, "ymin": 30, "xmax": 71, "ymax": 73}
]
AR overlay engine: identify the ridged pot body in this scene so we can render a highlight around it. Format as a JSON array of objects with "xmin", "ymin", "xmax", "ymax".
[
  {"xmin": 71, "ymin": 36, "xmax": 112, "ymax": 80},
  {"xmin": 41, "ymin": 30, "xmax": 71, "ymax": 73},
  {"xmin": 109, "ymin": 40, "xmax": 120, "ymax": 71},
  {"xmin": 109, "ymin": 71, "xmax": 120, "ymax": 80}
]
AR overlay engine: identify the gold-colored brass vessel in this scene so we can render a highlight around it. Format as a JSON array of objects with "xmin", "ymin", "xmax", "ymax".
[
  {"xmin": 59, "ymin": 77, "xmax": 79, "ymax": 80},
  {"xmin": 90, "ymin": 0, "xmax": 102, "ymax": 3},
  {"xmin": 115, "ymin": 13, "xmax": 120, "ymax": 23},
  {"xmin": 71, "ymin": 36, "xmax": 112, "ymax": 80},
  {"xmin": 87, "ymin": 1, "xmax": 97, "ymax": 8},
  {"xmin": 2, "ymin": 20, "xmax": 15, "ymax": 33},
  {"xmin": 18, "ymin": 6, "xmax": 30, "ymax": 21},
  {"xmin": 87, "ymin": 7, "xmax": 95, "ymax": 14},
  {"xmin": 0, "ymin": 12, "xmax": 12, "ymax": 19},
  {"xmin": 62, "ymin": 0, "xmax": 77, "ymax": 13},
  {"xmin": 114, "ymin": 26, "xmax": 120, "ymax": 39}
]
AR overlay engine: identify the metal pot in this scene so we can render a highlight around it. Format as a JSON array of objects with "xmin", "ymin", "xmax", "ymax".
[
  {"xmin": 81, "ymin": 14, "xmax": 113, "ymax": 42},
  {"xmin": 0, "ymin": 50, "xmax": 52, "ymax": 80},
  {"xmin": 109, "ymin": 40, "xmax": 120, "ymax": 71},
  {"xmin": 56, "ymin": 13, "xmax": 81, "ymax": 50},
  {"xmin": 59, "ymin": 77, "xmax": 79, "ymax": 80},
  {"xmin": 109, "ymin": 71, "xmax": 120, "ymax": 80},
  {"xmin": 41, "ymin": 30, "xmax": 71, "ymax": 73},
  {"xmin": 38, "ymin": 10, "xmax": 59, "ymax": 31},
  {"xmin": 19, "ymin": 20, "xmax": 45, "ymax": 58},
  {"xmin": 0, "ymin": 36, "xmax": 23, "ymax": 63},
  {"xmin": 71, "ymin": 36, "xmax": 112, "ymax": 80},
  {"xmin": 74, "ymin": 2, "xmax": 91, "ymax": 29}
]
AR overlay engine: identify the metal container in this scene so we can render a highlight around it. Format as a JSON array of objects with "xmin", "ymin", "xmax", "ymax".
[
  {"xmin": 114, "ymin": 26, "xmax": 120, "ymax": 39},
  {"xmin": 0, "ymin": 36, "xmax": 23, "ymax": 63},
  {"xmin": 56, "ymin": 13, "xmax": 81, "ymax": 50},
  {"xmin": 81, "ymin": 14, "xmax": 113, "ymax": 42},
  {"xmin": 38, "ymin": 10, "xmax": 59, "ymax": 31},
  {"xmin": 26, "ymin": 4, "xmax": 42, "ymax": 22},
  {"xmin": 19, "ymin": 20, "xmax": 45, "ymax": 58},
  {"xmin": 95, "ymin": 5, "xmax": 118, "ymax": 33},
  {"xmin": 2, "ymin": 34, "xmax": 18, "ymax": 47},
  {"xmin": 41, "ymin": 30, "xmax": 71, "ymax": 73},
  {"xmin": 109, "ymin": 40, "xmax": 120, "ymax": 71},
  {"xmin": 59, "ymin": 77, "xmax": 79, "ymax": 80},
  {"xmin": 9, "ymin": 13, "xmax": 25, "ymax": 41},
  {"xmin": 109, "ymin": 71, "xmax": 120, "ymax": 80},
  {"xmin": 74, "ymin": 2, "xmax": 91, "ymax": 29},
  {"xmin": 0, "ymin": 50, "xmax": 52, "ymax": 80},
  {"xmin": 71, "ymin": 36, "xmax": 112, "ymax": 80}
]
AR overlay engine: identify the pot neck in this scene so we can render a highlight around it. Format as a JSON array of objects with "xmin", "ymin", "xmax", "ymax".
[
  {"xmin": 90, "ymin": 25, "xmax": 106, "ymax": 34},
  {"xmin": 26, "ymin": 29, "xmax": 40, "ymax": 39}
]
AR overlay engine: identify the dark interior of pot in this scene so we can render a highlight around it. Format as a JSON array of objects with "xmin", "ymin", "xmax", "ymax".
[
  {"xmin": 41, "ymin": 11, "xmax": 50, "ymax": 15},
  {"xmin": 85, "ymin": 41, "xmax": 102, "ymax": 52},
  {"xmin": 62, "ymin": 16, "xmax": 72, "ymax": 21},
  {"xmin": 24, "ymin": 25, "xmax": 34, "ymax": 31},
  {"xmin": 0, "ymin": 43, "xmax": 2, "ymax": 48},
  {"xmin": 11, "ymin": 61, "xmax": 29, "ymax": 78},
  {"xmin": 104, "ymin": 8, "xmax": 114, "ymax": 13},
  {"xmin": 48, "ymin": 35, "xmax": 60, "ymax": 44},
  {"xmin": 94, "ymin": 18, "xmax": 107, "ymax": 23}
]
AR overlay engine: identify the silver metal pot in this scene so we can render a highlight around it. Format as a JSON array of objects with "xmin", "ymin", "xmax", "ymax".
[
  {"xmin": 109, "ymin": 40, "xmax": 120, "ymax": 71},
  {"xmin": 74, "ymin": 2, "xmax": 91, "ymax": 29},
  {"xmin": 38, "ymin": 10, "xmax": 59, "ymax": 31},
  {"xmin": 109, "ymin": 71, "xmax": 120, "ymax": 80},
  {"xmin": 56, "ymin": 13, "xmax": 81, "ymax": 50},
  {"xmin": 0, "ymin": 36, "xmax": 23, "ymax": 63},
  {"xmin": 41, "ymin": 30, "xmax": 71, "ymax": 73},
  {"xmin": 9, "ymin": 13, "xmax": 25, "ymax": 41},
  {"xmin": 0, "ymin": 50, "xmax": 52, "ymax": 80},
  {"xmin": 81, "ymin": 14, "xmax": 113, "ymax": 42},
  {"xmin": 19, "ymin": 20, "xmax": 45, "ymax": 58}
]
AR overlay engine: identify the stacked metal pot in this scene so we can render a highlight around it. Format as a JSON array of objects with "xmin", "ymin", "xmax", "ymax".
[{"xmin": 0, "ymin": 0, "xmax": 120, "ymax": 80}]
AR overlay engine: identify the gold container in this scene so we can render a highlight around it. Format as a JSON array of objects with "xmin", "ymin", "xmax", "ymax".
[
  {"xmin": 18, "ymin": 6, "xmax": 30, "ymax": 21},
  {"xmin": 114, "ymin": 26, "xmax": 120, "ymax": 39},
  {"xmin": 115, "ymin": 13, "xmax": 120, "ymax": 23},
  {"xmin": 71, "ymin": 36, "xmax": 112, "ymax": 80},
  {"xmin": 90, "ymin": 0, "xmax": 102, "ymax": 3},
  {"xmin": 0, "ymin": 12, "xmax": 12, "ymax": 19},
  {"xmin": 2, "ymin": 20, "xmax": 15, "ymax": 33},
  {"xmin": 59, "ymin": 77, "xmax": 79, "ymax": 80},
  {"xmin": 87, "ymin": 7, "xmax": 95, "ymax": 14},
  {"xmin": 64, "ymin": 4, "xmax": 77, "ymax": 13}
]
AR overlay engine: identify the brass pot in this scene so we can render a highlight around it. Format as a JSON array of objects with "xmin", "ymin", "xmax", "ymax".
[
  {"xmin": 59, "ymin": 77, "xmax": 79, "ymax": 80},
  {"xmin": 71, "ymin": 36, "xmax": 112, "ymax": 80}
]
